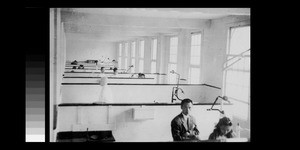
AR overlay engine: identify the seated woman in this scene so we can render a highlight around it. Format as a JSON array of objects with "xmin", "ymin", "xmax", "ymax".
[{"xmin": 208, "ymin": 117, "xmax": 236, "ymax": 141}]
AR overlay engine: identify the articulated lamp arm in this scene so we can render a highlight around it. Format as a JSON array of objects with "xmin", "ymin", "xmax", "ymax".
[{"xmin": 223, "ymin": 49, "xmax": 250, "ymax": 71}]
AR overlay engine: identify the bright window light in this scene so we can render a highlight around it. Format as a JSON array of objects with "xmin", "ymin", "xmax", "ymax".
[
  {"xmin": 131, "ymin": 42, "xmax": 136, "ymax": 58},
  {"xmin": 140, "ymin": 40, "xmax": 144, "ymax": 58},
  {"xmin": 131, "ymin": 58, "xmax": 135, "ymax": 73},
  {"xmin": 139, "ymin": 60, "xmax": 144, "ymax": 73},
  {"xmin": 169, "ymin": 37, "xmax": 178, "ymax": 63},
  {"xmin": 151, "ymin": 62, "xmax": 156, "ymax": 73},
  {"xmin": 189, "ymin": 67, "xmax": 200, "ymax": 84},
  {"xmin": 124, "ymin": 42, "xmax": 128, "ymax": 57},
  {"xmin": 152, "ymin": 39, "xmax": 157, "ymax": 60},
  {"xmin": 119, "ymin": 43, "xmax": 122, "ymax": 56},
  {"xmin": 168, "ymin": 63, "xmax": 177, "ymax": 84},
  {"xmin": 224, "ymin": 26, "xmax": 250, "ymax": 121}
]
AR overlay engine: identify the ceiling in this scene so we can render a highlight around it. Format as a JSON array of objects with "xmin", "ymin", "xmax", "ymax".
[
  {"xmin": 62, "ymin": 8, "xmax": 250, "ymax": 19},
  {"xmin": 61, "ymin": 8, "xmax": 250, "ymax": 42}
]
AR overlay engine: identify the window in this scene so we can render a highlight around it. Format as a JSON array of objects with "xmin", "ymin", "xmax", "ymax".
[
  {"xmin": 151, "ymin": 62, "xmax": 156, "ymax": 73},
  {"xmin": 190, "ymin": 33, "xmax": 201, "ymax": 65},
  {"xmin": 139, "ymin": 40, "xmax": 145, "ymax": 73},
  {"xmin": 188, "ymin": 33, "xmax": 201, "ymax": 84},
  {"xmin": 189, "ymin": 67, "xmax": 200, "ymax": 84},
  {"xmin": 168, "ymin": 36, "xmax": 178, "ymax": 84},
  {"xmin": 124, "ymin": 42, "xmax": 129, "ymax": 69},
  {"xmin": 151, "ymin": 38, "xmax": 157, "ymax": 73},
  {"xmin": 169, "ymin": 37, "xmax": 178, "ymax": 63},
  {"xmin": 168, "ymin": 63, "xmax": 177, "ymax": 84},
  {"xmin": 223, "ymin": 26, "xmax": 250, "ymax": 120},
  {"xmin": 131, "ymin": 41, "xmax": 136, "ymax": 73},
  {"xmin": 118, "ymin": 43, "xmax": 122, "ymax": 68}
]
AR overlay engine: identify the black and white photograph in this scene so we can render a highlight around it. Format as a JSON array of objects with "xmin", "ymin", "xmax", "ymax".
[{"xmin": 49, "ymin": 8, "xmax": 251, "ymax": 142}]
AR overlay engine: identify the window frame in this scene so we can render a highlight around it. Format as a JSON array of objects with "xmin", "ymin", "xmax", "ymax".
[
  {"xmin": 223, "ymin": 25, "xmax": 251, "ymax": 106},
  {"xmin": 168, "ymin": 36, "xmax": 178, "ymax": 84},
  {"xmin": 188, "ymin": 32, "xmax": 202, "ymax": 84},
  {"xmin": 151, "ymin": 38, "xmax": 158, "ymax": 73}
]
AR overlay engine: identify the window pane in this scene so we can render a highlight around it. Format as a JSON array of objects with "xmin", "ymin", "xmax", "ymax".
[
  {"xmin": 191, "ymin": 33, "xmax": 201, "ymax": 46},
  {"xmin": 151, "ymin": 61, "xmax": 156, "ymax": 73},
  {"xmin": 169, "ymin": 64, "xmax": 177, "ymax": 72},
  {"xmin": 197, "ymin": 34, "xmax": 201, "ymax": 45},
  {"xmin": 131, "ymin": 42, "xmax": 136, "ymax": 57},
  {"xmin": 169, "ymin": 37, "xmax": 178, "ymax": 64},
  {"xmin": 140, "ymin": 40, "xmax": 144, "ymax": 58},
  {"xmin": 191, "ymin": 46, "xmax": 201, "ymax": 56},
  {"xmin": 224, "ymin": 25, "xmax": 251, "ymax": 116},
  {"xmin": 152, "ymin": 39, "xmax": 157, "ymax": 60},
  {"xmin": 190, "ymin": 56, "xmax": 200, "ymax": 65},
  {"xmin": 119, "ymin": 43, "xmax": 122, "ymax": 56},
  {"xmin": 168, "ymin": 64, "xmax": 177, "ymax": 84},
  {"xmin": 139, "ymin": 60, "xmax": 144, "ymax": 73},
  {"xmin": 170, "ymin": 47, "xmax": 177, "ymax": 55},
  {"xmin": 190, "ymin": 33, "xmax": 201, "ymax": 66},
  {"xmin": 170, "ymin": 54, "xmax": 177, "ymax": 63},
  {"xmin": 190, "ymin": 68, "xmax": 200, "ymax": 84},
  {"xmin": 118, "ymin": 57, "xmax": 122, "ymax": 68},
  {"xmin": 131, "ymin": 58, "xmax": 135, "ymax": 66},
  {"xmin": 170, "ymin": 37, "xmax": 178, "ymax": 46},
  {"xmin": 131, "ymin": 58, "xmax": 135, "ymax": 73},
  {"xmin": 124, "ymin": 43, "xmax": 129, "ymax": 57},
  {"xmin": 124, "ymin": 58, "xmax": 128, "ymax": 68},
  {"xmin": 244, "ymin": 57, "xmax": 250, "ymax": 71},
  {"xmin": 232, "ymin": 101, "xmax": 249, "ymax": 120},
  {"xmin": 229, "ymin": 26, "xmax": 250, "ymax": 55}
]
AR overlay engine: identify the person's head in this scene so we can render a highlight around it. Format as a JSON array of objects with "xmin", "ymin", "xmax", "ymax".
[
  {"xmin": 180, "ymin": 99, "xmax": 193, "ymax": 115},
  {"xmin": 138, "ymin": 73, "xmax": 145, "ymax": 78},
  {"xmin": 215, "ymin": 117, "xmax": 233, "ymax": 135},
  {"xmin": 100, "ymin": 67, "xmax": 105, "ymax": 73},
  {"xmin": 113, "ymin": 67, "xmax": 118, "ymax": 75}
]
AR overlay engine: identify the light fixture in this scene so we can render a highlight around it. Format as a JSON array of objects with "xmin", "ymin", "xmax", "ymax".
[{"xmin": 207, "ymin": 96, "xmax": 231, "ymax": 114}]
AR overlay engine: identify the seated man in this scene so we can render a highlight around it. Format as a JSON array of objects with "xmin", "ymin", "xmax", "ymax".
[
  {"xmin": 171, "ymin": 99, "xmax": 200, "ymax": 141},
  {"xmin": 100, "ymin": 67, "xmax": 105, "ymax": 74}
]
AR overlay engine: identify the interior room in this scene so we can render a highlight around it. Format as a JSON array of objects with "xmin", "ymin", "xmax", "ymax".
[{"xmin": 50, "ymin": 8, "xmax": 250, "ymax": 142}]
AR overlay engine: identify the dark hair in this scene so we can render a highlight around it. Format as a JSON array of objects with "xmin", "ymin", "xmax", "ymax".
[
  {"xmin": 216, "ymin": 117, "xmax": 232, "ymax": 128},
  {"xmin": 100, "ymin": 67, "xmax": 105, "ymax": 70},
  {"xmin": 138, "ymin": 73, "xmax": 145, "ymax": 78},
  {"xmin": 181, "ymin": 99, "xmax": 193, "ymax": 107},
  {"xmin": 113, "ymin": 67, "xmax": 118, "ymax": 71}
]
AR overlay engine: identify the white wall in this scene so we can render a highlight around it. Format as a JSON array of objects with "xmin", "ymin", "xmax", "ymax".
[
  {"xmin": 60, "ymin": 85, "xmax": 216, "ymax": 104},
  {"xmin": 66, "ymin": 37, "xmax": 116, "ymax": 61},
  {"xmin": 50, "ymin": 8, "xmax": 66, "ymax": 142}
]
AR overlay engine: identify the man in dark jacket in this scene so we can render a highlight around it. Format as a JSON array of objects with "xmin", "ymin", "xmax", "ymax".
[{"xmin": 171, "ymin": 99, "xmax": 200, "ymax": 141}]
